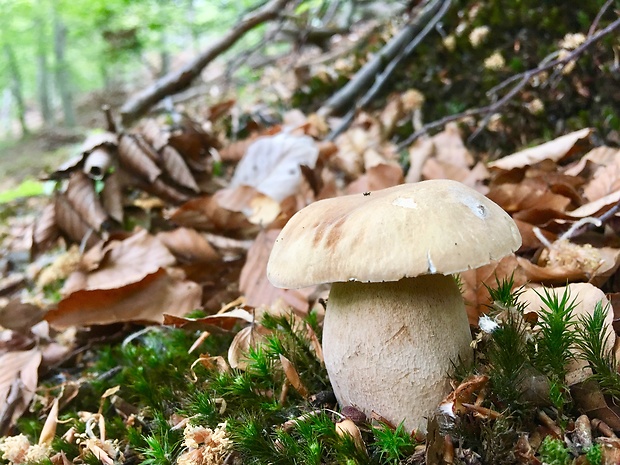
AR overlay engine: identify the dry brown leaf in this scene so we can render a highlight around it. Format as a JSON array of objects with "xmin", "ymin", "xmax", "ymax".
[
  {"xmin": 239, "ymin": 229, "xmax": 312, "ymax": 315},
  {"xmin": 279, "ymin": 354, "xmax": 309, "ymax": 398},
  {"xmin": 0, "ymin": 348, "xmax": 42, "ymax": 434},
  {"xmin": 516, "ymin": 256, "xmax": 591, "ymax": 285},
  {"xmin": 161, "ymin": 145, "xmax": 200, "ymax": 192},
  {"xmin": 567, "ymin": 189, "xmax": 620, "ymax": 218},
  {"xmin": 488, "ymin": 128, "xmax": 592, "ymax": 170},
  {"xmin": 432, "ymin": 122, "xmax": 475, "ymax": 168},
  {"xmin": 167, "ymin": 188, "xmax": 249, "ymax": 232},
  {"xmin": 345, "ymin": 163, "xmax": 403, "ymax": 194},
  {"xmin": 118, "ymin": 134, "xmax": 162, "ymax": 183},
  {"xmin": 157, "ymin": 228, "xmax": 220, "ymax": 264},
  {"xmin": 100, "ymin": 170, "xmax": 124, "ymax": 223},
  {"xmin": 583, "ymin": 151, "xmax": 620, "ymax": 202},
  {"xmin": 47, "ymin": 268, "xmax": 201, "ymax": 328},
  {"xmin": 230, "ymin": 133, "xmax": 319, "ymax": 202},
  {"xmin": 65, "ymin": 171, "xmax": 109, "ymax": 232},
  {"xmin": 227, "ymin": 323, "xmax": 271, "ymax": 370},
  {"xmin": 460, "ymin": 255, "xmax": 527, "ymax": 325},
  {"xmin": 83, "ymin": 148, "xmax": 114, "ymax": 180},
  {"xmin": 487, "ymin": 180, "xmax": 572, "ymax": 215},
  {"xmin": 54, "ymin": 194, "xmax": 101, "ymax": 249},
  {"xmin": 163, "ymin": 307, "xmax": 254, "ymax": 333},
  {"xmin": 0, "ymin": 299, "xmax": 45, "ymax": 333},
  {"xmin": 572, "ymin": 380, "xmax": 620, "ymax": 432},
  {"xmin": 32, "ymin": 203, "xmax": 60, "ymax": 256},
  {"xmin": 405, "ymin": 137, "xmax": 434, "ymax": 184},
  {"xmin": 62, "ymin": 229, "xmax": 176, "ymax": 295}
]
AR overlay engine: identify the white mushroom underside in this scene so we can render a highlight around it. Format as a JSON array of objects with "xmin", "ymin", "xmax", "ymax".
[{"xmin": 323, "ymin": 275, "xmax": 473, "ymax": 433}]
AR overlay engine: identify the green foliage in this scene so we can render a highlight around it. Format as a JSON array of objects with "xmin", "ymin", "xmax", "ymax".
[
  {"xmin": 576, "ymin": 301, "xmax": 620, "ymax": 398},
  {"xmin": 0, "ymin": 179, "xmax": 46, "ymax": 203},
  {"xmin": 537, "ymin": 436, "xmax": 570, "ymax": 465},
  {"xmin": 370, "ymin": 423, "xmax": 418, "ymax": 464},
  {"xmin": 585, "ymin": 444, "xmax": 602, "ymax": 465}
]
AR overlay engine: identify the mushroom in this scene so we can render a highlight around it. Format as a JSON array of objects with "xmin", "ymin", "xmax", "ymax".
[{"xmin": 267, "ymin": 179, "xmax": 522, "ymax": 432}]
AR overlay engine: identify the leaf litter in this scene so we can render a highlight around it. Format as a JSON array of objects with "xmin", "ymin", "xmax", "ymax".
[{"xmin": 3, "ymin": 41, "xmax": 620, "ymax": 465}]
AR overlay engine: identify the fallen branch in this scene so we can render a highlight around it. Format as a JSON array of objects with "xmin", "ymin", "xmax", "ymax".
[
  {"xmin": 120, "ymin": 0, "xmax": 291, "ymax": 127},
  {"xmin": 326, "ymin": 0, "xmax": 451, "ymax": 140},
  {"xmin": 317, "ymin": 0, "xmax": 446, "ymax": 119},
  {"xmin": 396, "ymin": 12, "xmax": 620, "ymax": 151}
]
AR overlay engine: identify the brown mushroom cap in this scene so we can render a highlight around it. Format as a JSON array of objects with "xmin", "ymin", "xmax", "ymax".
[{"xmin": 268, "ymin": 179, "xmax": 521, "ymax": 288}]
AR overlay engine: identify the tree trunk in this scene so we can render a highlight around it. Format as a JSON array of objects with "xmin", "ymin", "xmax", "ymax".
[
  {"xmin": 35, "ymin": 0, "xmax": 52, "ymax": 125},
  {"xmin": 3, "ymin": 43, "xmax": 29, "ymax": 137},
  {"xmin": 53, "ymin": 5, "xmax": 75, "ymax": 127}
]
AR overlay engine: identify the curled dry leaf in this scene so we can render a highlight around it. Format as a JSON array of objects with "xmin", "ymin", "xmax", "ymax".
[
  {"xmin": 488, "ymin": 128, "xmax": 592, "ymax": 171},
  {"xmin": 32, "ymin": 203, "xmax": 60, "ymax": 256},
  {"xmin": 100, "ymin": 170, "xmax": 124, "ymax": 223},
  {"xmin": 118, "ymin": 134, "xmax": 162, "ymax": 183},
  {"xmin": 582, "ymin": 150, "xmax": 620, "ymax": 202},
  {"xmin": 227, "ymin": 323, "xmax": 271, "ymax": 370},
  {"xmin": 62, "ymin": 228, "xmax": 176, "ymax": 294},
  {"xmin": 567, "ymin": 189, "xmax": 620, "ymax": 218},
  {"xmin": 157, "ymin": 228, "xmax": 220, "ymax": 264},
  {"xmin": 279, "ymin": 354, "xmax": 309, "ymax": 398},
  {"xmin": 230, "ymin": 132, "xmax": 319, "ymax": 202},
  {"xmin": 163, "ymin": 307, "xmax": 254, "ymax": 333},
  {"xmin": 0, "ymin": 348, "xmax": 42, "ymax": 435},
  {"xmin": 161, "ymin": 146, "xmax": 200, "ymax": 192},
  {"xmin": 572, "ymin": 380, "xmax": 620, "ymax": 432},
  {"xmin": 54, "ymin": 194, "xmax": 101, "ymax": 249},
  {"xmin": 83, "ymin": 148, "xmax": 114, "ymax": 180},
  {"xmin": 46, "ymin": 268, "xmax": 201, "ymax": 328},
  {"xmin": 65, "ymin": 171, "xmax": 109, "ymax": 232}
]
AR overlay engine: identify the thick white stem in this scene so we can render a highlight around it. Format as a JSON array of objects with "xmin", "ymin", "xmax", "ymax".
[{"xmin": 322, "ymin": 274, "xmax": 473, "ymax": 433}]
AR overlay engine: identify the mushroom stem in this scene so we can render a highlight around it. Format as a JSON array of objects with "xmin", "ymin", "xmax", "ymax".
[{"xmin": 322, "ymin": 274, "xmax": 473, "ymax": 433}]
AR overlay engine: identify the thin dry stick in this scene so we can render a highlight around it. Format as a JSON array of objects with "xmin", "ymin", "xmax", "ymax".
[
  {"xmin": 326, "ymin": 0, "xmax": 452, "ymax": 140},
  {"xmin": 396, "ymin": 14, "xmax": 620, "ymax": 151},
  {"xmin": 120, "ymin": 0, "xmax": 292, "ymax": 127}
]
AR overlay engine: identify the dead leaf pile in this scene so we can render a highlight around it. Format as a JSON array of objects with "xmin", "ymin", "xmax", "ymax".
[{"xmin": 3, "ymin": 92, "xmax": 620, "ymax": 438}]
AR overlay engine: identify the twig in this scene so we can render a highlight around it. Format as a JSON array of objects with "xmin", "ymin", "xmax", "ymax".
[
  {"xmin": 120, "ymin": 0, "xmax": 292, "ymax": 127},
  {"xmin": 564, "ymin": 200, "xmax": 620, "ymax": 240},
  {"xmin": 588, "ymin": 0, "xmax": 614, "ymax": 36},
  {"xmin": 326, "ymin": 0, "xmax": 452, "ymax": 140},
  {"xmin": 396, "ymin": 14, "xmax": 620, "ymax": 151},
  {"xmin": 317, "ymin": 0, "xmax": 446, "ymax": 119}
]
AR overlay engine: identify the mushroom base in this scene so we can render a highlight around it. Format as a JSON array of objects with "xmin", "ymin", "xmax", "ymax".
[{"xmin": 323, "ymin": 275, "xmax": 473, "ymax": 433}]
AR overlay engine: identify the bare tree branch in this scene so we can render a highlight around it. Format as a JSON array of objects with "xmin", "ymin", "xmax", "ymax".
[
  {"xmin": 120, "ymin": 0, "xmax": 292, "ymax": 127},
  {"xmin": 396, "ymin": 13, "xmax": 620, "ymax": 151},
  {"xmin": 317, "ymin": 0, "xmax": 446, "ymax": 119},
  {"xmin": 326, "ymin": 0, "xmax": 451, "ymax": 140}
]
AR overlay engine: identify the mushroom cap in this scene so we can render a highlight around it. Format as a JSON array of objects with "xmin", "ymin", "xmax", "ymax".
[{"xmin": 267, "ymin": 179, "xmax": 521, "ymax": 288}]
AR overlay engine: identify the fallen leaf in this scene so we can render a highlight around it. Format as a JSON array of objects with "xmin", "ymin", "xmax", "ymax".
[
  {"xmin": 239, "ymin": 229, "xmax": 312, "ymax": 315},
  {"xmin": 157, "ymin": 228, "xmax": 220, "ymax": 264},
  {"xmin": 0, "ymin": 348, "xmax": 42, "ymax": 435},
  {"xmin": 460, "ymin": 255, "xmax": 527, "ymax": 325},
  {"xmin": 47, "ymin": 268, "xmax": 201, "ymax": 328},
  {"xmin": 230, "ymin": 132, "xmax": 319, "ymax": 202},
  {"xmin": 65, "ymin": 171, "xmax": 109, "ymax": 232},
  {"xmin": 63, "ymin": 229, "xmax": 176, "ymax": 295},
  {"xmin": 118, "ymin": 134, "xmax": 162, "ymax": 183},
  {"xmin": 279, "ymin": 354, "xmax": 309, "ymax": 398},
  {"xmin": 228, "ymin": 323, "xmax": 271, "ymax": 369},
  {"xmin": 488, "ymin": 128, "xmax": 592, "ymax": 170}
]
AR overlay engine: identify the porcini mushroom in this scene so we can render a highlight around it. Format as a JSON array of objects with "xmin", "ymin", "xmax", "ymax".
[{"xmin": 267, "ymin": 179, "xmax": 521, "ymax": 432}]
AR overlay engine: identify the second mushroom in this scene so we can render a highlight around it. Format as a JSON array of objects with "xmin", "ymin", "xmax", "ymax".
[{"xmin": 267, "ymin": 179, "xmax": 522, "ymax": 432}]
